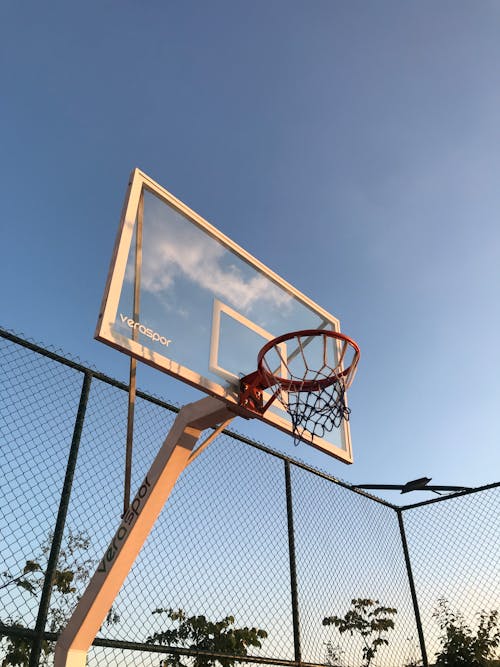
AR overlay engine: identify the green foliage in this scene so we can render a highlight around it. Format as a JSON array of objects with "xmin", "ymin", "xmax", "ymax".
[
  {"xmin": 0, "ymin": 562, "xmax": 42, "ymax": 597},
  {"xmin": 403, "ymin": 656, "xmax": 422, "ymax": 667},
  {"xmin": 322, "ymin": 598, "xmax": 397, "ymax": 667},
  {"xmin": 146, "ymin": 608, "xmax": 268, "ymax": 667},
  {"xmin": 0, "ymin": 530, "xmax": 119, "ymax": 666},
  {"xmin": 324, "ymin": 639, "xmax": 344, "ymax": 667},
  {"xmin": 433, "ymin": 597, "xmax": 500, "ymax": 666}
]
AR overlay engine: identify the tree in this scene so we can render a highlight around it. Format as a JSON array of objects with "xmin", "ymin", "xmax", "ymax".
[
  {"xmin": 433, "ymin": 597, "xmax": 500, "ymax": 666},
  {"xmin": 146, "ymin": 608, "xmax": 268, "ymax": 667},
  {"xmin": 0, "ymin": 530, "xmax": 119, "ymax": 666},
  {"xmin": 322, "ymin": 598, "xmax": 397, "ymax": 667}
]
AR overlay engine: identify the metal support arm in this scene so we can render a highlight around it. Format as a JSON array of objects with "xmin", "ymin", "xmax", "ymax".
[{"xmin": 54, "ymin": 396, "xmax": 235, "ymax": 667}]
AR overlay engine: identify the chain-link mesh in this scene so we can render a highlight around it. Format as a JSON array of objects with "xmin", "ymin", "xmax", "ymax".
[
  {"xmin": 291, "ymin": 468, "xmax": 420, "ymax": 667},
  {"xmin": 97, "ymin": 435, "xmax": 293, "ymax": 660},
  {"xmin": 1, "ymin": 328, "xmax": 499, "ymax": 667},
  {"xmin": 0, "ymin": 335, "xmax": 84, "ymax": 630},
  {"xmin": 401, "ymin": 487, "xmax": 500, "ymax": 665}
]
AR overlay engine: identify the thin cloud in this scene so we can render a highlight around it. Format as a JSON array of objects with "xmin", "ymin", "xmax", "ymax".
[{"xmin": 128, "ymin": 212, "xmax": 292, "ymax": 314}]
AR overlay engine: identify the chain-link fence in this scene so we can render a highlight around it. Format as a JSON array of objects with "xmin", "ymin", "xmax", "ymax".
[{"xmin": 1, "ymin": 328, "xmax": 499, "ymax": 667}]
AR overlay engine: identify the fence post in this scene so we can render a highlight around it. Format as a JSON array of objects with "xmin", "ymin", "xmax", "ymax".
[
  {"xmin": 284, "ymin": 461, "xmax": 301, "ymax": 665},
  {"xmin": 29, "ymin": 372, "xmax": 92, "ymax": 667},
  {"xmin": 397, "ymin": 509, "xmax": 428, "ymax": 667}
]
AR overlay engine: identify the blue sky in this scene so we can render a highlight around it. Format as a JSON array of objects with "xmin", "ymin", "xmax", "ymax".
[{"xmin": 2, "ymin": 1, "xmax": 500, "ymax": 495}]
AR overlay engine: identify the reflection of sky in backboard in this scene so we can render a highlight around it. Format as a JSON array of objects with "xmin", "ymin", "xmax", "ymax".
[
  {"xmin": 111, "ymin": 186, "xmax": 348, "ymax": 454},
  {"xmin": 128, "ymin": 192, "xmax": 293, "ymax": 315},
  {"xmin": 117, "ymin": 190, "xmax": 334, "ymax": 390}
]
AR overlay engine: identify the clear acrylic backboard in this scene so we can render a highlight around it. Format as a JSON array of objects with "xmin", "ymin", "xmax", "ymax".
[{"xmin": 96, "ymin": 169, "xmax": 355, "ymax": 463}]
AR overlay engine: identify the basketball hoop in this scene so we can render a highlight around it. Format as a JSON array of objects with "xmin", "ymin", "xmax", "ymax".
[{"xmin": 239, "ymin": 329, "xmax": 360, "ymax": 445}]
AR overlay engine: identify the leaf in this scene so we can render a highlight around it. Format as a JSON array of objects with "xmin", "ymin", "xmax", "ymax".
[
  {"xmin": 15, "ymin": 580, "xmax": 36, "ymax": 594},
  {"xmin": 52, "ymin": 569, "xmax": 76, "ymax": 593},
  {"xmin": 23, "ymin": 560, "xmax": 41, "ymax": 574}
]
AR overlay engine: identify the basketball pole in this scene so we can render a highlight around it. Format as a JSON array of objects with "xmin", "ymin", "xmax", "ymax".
[
  {"xmin": 123, "ymin": 190, "xmax": 144, "ymax": 516},
  {"xmin": 54, "ymin": 396, "xmax": 235, "ymax": 667}
]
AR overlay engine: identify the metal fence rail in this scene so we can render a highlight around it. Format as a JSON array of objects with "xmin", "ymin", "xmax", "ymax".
[{"xmin": 1, "ymin": 328, "xmax": 499, "ymax": 667}]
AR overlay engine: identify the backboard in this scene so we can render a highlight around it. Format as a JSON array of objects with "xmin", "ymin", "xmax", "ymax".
[{"xmin": 96, "ymin": 169, "xmax": 355, "ymax": 463}]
